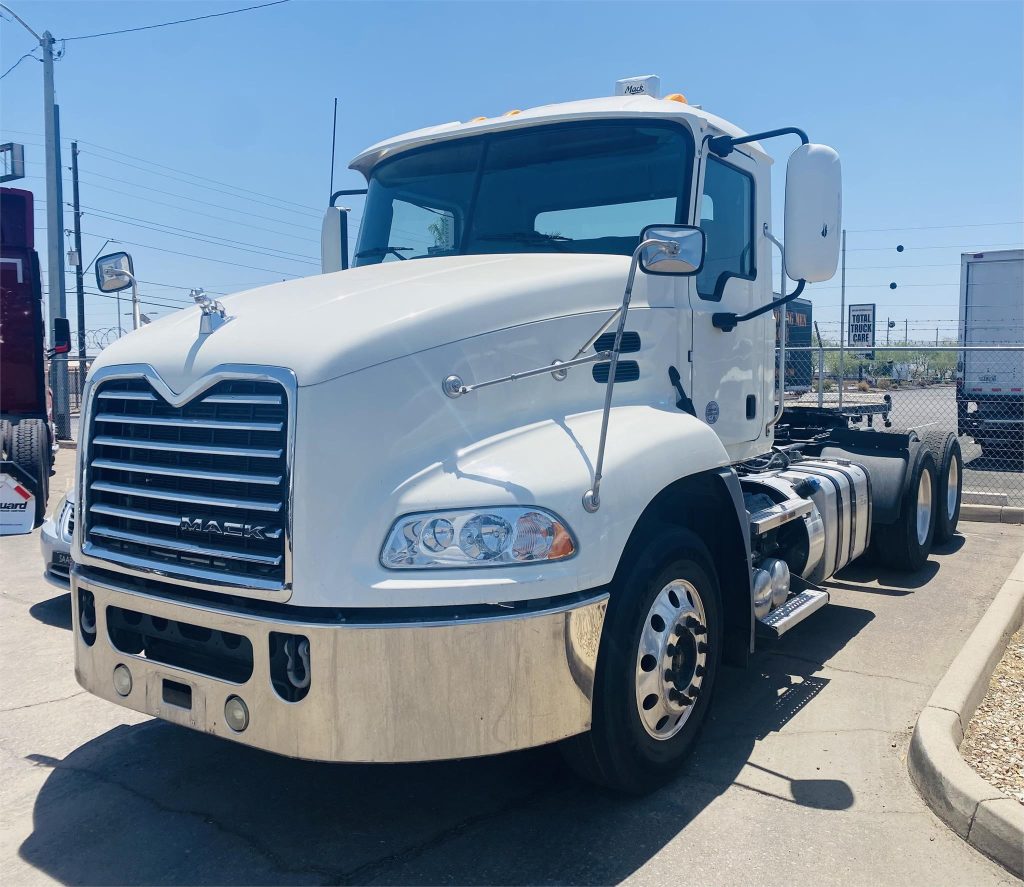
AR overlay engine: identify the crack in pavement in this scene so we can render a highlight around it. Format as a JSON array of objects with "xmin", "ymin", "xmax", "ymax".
[
  {"xmin": 763, "ymin": 651, "xmax": 931, "ymax": 687},
  {"xmin": 23, "ymin": 755, "xmax": 342, "ymax": 883},
  {"xmin": 21, "ymin": 751, "xmax": 569, "ymax": 886},
  {"xmin": 330, "ymin": 780, "xmax": 571, "ymax": 885},
  {"xmin": 1, "ymin": 691, "xmax": 86, "ymax": 713}
]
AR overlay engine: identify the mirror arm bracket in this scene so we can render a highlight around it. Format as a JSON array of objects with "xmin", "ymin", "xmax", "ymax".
[
  {"xmin": 329, "ymin": 188, "xmax": 366, "ymax": 205},
  {"xmin": 712, "ymin": 279, "xmax": 806, "ymax": 332},
  {"xmin": 708, "ymin": 126, "xmax": 809, "ymax": 158}
]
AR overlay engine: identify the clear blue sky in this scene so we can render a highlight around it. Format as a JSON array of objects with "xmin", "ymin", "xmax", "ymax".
[{"xmin": 2, "ymin": 0, "xmax": 1022, "ymax": 343}]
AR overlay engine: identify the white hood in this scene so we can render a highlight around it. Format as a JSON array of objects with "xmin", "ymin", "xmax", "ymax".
[{"xmin": 90, "ymin": 253, "xmax": 632, "ymax": 391}]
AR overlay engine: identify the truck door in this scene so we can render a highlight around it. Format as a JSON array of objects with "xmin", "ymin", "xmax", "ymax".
[{"xmin": 687, "ymin": 151, "xmax": 766, "ymax": 445}]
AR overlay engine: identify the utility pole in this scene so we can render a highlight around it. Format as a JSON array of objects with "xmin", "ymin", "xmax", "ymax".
[
  {"xmin": 886, "ymin": 316, "xmax": 890, "ymax": 346},
  {"xmin": 71, "ymin": 141, "xmax": 87, "ymax": 392},
  {"xmin": 41, "ymin": 30, "xmax": 69, "ymax": 437},
  {"xmin": 838, "ymin": 228, "xmax": 847, "ymax": 407},
  {"xmin": 905, "ymin": 318, "xmax": 908, "ymax": 343}
]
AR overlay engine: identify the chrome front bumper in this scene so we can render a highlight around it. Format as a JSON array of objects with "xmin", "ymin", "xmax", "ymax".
[{"xmin": 72, "ymin": 570, "xmax": 608, "ymax": 763}]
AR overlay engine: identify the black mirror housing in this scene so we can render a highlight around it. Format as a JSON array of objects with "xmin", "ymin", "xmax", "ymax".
[{"xmin": 52, "ymin": 317, "xmax": 71, "ymax": 354}]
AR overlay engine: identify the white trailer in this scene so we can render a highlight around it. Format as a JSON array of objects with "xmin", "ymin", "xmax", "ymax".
[
  {"xmin": 70, "ymin": 78, "xmax": 964, "ymax": 792},
  {"xmin": 957, "ymin": 249, "xmax": 1023, "ymax": 455}
]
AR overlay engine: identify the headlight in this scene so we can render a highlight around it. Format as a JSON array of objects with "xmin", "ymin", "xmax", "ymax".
[
  {"xmin": 47, "ymin": 492, "xmax": 68, "ymax": 524},
  {"xmin": 381, "ymin": 507, "xmax": 576, "ymax": 569}
]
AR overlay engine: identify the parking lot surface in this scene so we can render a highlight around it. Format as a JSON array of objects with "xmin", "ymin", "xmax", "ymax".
[{"xmin": 2, "ymin": 448, "xmax": 1023, "ymax": 886}]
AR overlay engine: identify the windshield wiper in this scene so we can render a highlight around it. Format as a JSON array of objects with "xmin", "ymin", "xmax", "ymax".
[
  {"xmin": 477, "ymin": 232, "xmax": 574, "ymax": 248},
  {"xmin": 354, "ymin": 246, "xmax": 413, "ymax": 261}
]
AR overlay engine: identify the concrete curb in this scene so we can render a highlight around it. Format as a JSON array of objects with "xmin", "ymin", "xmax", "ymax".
[
  {"xmin": 908, "ymin": 553, "xmax": 1024, "ymax": 878},
  {"xmin": 961, "ymin": 504, "xmax": 1024, "ymax": 525}
]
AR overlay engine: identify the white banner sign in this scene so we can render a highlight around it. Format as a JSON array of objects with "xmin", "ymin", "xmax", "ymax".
[{"xmin": 848, "ymin": 303, "xmax": 876, "ymax": 352}]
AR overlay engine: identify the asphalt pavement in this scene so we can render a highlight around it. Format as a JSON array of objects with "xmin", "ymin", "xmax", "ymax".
[{"xmin": 2, "ymin": 448, "xmax": 1023, "ymax": 886}]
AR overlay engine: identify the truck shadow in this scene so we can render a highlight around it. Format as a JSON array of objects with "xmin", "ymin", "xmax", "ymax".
[
  {"xmin": 18, "ymin": 606, "xmax": 870, "ymax": 886},
  {"xmin": 28, "ymin": 591, "xmax": 71, "ymax": 630}
]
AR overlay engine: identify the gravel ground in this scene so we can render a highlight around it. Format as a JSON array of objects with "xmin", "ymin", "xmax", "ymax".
[{"xmin": 961, "ymin": 626, "xmax": 1024, "ymax": 804}]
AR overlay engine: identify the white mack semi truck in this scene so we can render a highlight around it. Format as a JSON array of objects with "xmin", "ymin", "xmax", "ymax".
[{"xmin": 72, "ymin": 78, "xmax": 963, "ymax": 792}]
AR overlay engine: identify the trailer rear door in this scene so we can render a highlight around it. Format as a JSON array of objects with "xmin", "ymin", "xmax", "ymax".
[{"xmin": 960, "ymin": 251, "xmax": 1023, "ymax": 395}]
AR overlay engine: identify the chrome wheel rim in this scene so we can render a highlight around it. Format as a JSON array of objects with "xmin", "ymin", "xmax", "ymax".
[
  {"xmin": 917, "ymin": 467, "xmax": 933, "ymax": 546},
  {"xmin": 635, "ymin": 579, "xmax": 708, "ymax": 741},
  {"xmin": 947, "ymin": 457, "xmax": 958, "ymax": 518}
]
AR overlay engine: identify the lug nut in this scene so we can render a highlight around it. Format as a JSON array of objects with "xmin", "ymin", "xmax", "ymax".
[
  {"xmin": 695, "ymin": 665, "xmax": 706, "ymax": 677},
  {"xmin": 666, "ymin": 644, "xmax": 676, "ymax": 656},
  {"xmin": 664, "ymin": 669, "xmax": 675, "ymax": 682},
  {"xmin": 673, "ymin": 624, "xmax": 684, "ymax": 637},
  {"xmin": 688, "ymin": 683, "xmax": 700, "ymax": 697},
  {"xmin": 687, "ymin": 616, "xmax": 707, "ymax": 636},
  {"xmin": 668, "ymin": 689, "xmax": 681, "ymax": 702},
  {"xmin": 697, "ymin": 642, "xmax": 708, "ymax": 654}
]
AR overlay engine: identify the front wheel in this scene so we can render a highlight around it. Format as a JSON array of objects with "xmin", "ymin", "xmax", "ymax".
[{"xmin": 561, "ymin": 528, "xmax": 722, "ymax": 794}]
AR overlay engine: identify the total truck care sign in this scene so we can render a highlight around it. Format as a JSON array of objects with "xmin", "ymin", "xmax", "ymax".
[
  {"xmin": 848, "ymin": 303, "xmax": 876, "ymax": 356},
  {"xmin": 0, "ymin": 473, "xmax": 35, "ymax": 535}
]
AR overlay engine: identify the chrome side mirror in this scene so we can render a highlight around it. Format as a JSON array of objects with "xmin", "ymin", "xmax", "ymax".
[
  {"xmin": 95, "ymin": 251, "xmax": 134, "ymax": 293},
  {"xmin": 638, "ymin": 224, "xmax": 706, "ymax": 276}
]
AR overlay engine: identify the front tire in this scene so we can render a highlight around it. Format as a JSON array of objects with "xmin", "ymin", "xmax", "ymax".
[{"xmin": 561, "ymin": 528, "xmax": 722, "ymax": 794}]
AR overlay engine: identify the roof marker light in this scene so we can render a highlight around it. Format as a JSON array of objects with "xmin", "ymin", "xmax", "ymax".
[
  {"xmin": 503, "ymin": 109, "xmax": 522, "ymax": 117},
  {"xmin": 469, "ymin": 116, "xmax": 487, "ymax": 122},
  {"xmin": 665, "ymin": 93, "xmax": 688, "ymax": 104}
]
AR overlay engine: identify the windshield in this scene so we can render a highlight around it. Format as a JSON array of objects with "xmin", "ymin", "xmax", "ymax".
[{"xmin": 354, "ymin": 120, "xmax": 693, "ymax": 266}]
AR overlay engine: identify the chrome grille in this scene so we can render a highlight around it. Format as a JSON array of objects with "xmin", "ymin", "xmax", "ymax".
[{"xmin": 84, "ymin": 377, "xmax": 289, "ymax": 591}]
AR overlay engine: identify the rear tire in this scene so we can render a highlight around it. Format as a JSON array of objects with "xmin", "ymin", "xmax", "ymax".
[
  {"xmin": 560, "ymin": 528, "xmax": 722, "ymax": 794},
  {"xmin": 872, "ymin": 446, "xmax": 937, "ymax": 571},
  {"xmin": 0, "ymin": 419, "xmax": 12, "ymax": 459},
  {"xmin": 10, "ymin": 420, "xmax": 48, "ymax": 526},
  {"xmin": 922, "ymin": 431, "xmax": 962, "ymax": 543}
]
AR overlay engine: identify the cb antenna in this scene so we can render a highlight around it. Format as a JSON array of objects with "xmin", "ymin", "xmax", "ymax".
[{"xmin": 328, "ymin": 97, "xmax": 338, "ymax": 203}]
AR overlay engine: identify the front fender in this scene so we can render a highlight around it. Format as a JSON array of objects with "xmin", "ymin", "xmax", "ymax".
[{"xmin": 293, "ymin": 402, "xmax": 732, "ymax": 608}]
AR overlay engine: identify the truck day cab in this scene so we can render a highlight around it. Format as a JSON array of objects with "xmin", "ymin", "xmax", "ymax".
[{"xmin": 72, "ymin": 78, "xmax": 963, "ymax": 792}]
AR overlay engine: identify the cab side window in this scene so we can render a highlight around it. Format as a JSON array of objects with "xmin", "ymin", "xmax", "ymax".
[{"xmin": 697, "ymin": 157, "xmax": 755, "ymax": 300}]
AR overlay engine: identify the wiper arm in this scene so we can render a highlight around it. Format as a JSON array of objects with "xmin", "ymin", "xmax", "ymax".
[
  {"xmin": 478, "ymin": 232, "xmax": 573, "ymax": 247},
  {"xmin": 354, "ymin": 246, "xmax": 413, "ymax": 261}
]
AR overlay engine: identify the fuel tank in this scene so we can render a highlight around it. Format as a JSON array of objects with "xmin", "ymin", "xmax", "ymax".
[{"xmin": 743, "ymin": 457, "xmax": 871, "ymax": 584}]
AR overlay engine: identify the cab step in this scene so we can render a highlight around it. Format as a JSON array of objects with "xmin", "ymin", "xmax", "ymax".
[{"xmin": 756, "ymin": 588, "xmax": 829, "ymax": 639}]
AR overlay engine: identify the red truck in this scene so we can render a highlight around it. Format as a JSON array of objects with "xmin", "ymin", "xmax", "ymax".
[{"xmin": 1, "ymin": 186, "xmax": 69, "ymax": 525}]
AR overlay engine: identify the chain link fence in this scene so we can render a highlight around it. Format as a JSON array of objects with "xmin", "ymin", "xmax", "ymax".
[
  {"xmin": 782, "ymin": 345, "xmax": 1024, "ymax": 506},
  {"xmin": 47, "ymin": 355, "xmax": 97, "ymax": 441}
]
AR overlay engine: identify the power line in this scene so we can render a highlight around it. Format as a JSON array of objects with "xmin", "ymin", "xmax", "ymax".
[
  {"xmin": 847, "ymin": 221, "xmax": 1024, "ymax": 233},
  {"xmin": 11, "ymin": 131, "xmax": 322, "ymax": 215},
  {"xmin": 79, "ymin": 141, "xmax": 321, "ymax": 213},
  {"xmin": 38, "ymin": 174, "xmax": 321, "ymax": 234},
  {"xmin": 19, "ymin": 171, "xmax": 323, "ymax": 230},
  {"xmin": 0, "ymin": 49, "xmax": 38, "ymax": 80},
  {"xmin": 62, "ymin": 0, "xmax": 291, "ymax": 41},
  {"xmin": 847, "ymin": 242, "xmax": 1023, "ymax": 252},
  {"xmin": 77, "ymin": 148, "xmax": 319, "ymax": 217},
  {"xmin": 87, "ymin": 232, "xmax": 304, "ymax": 277},
  {"xmin": 80, "ymin": 206, "xmax": 319, "ymax": 263}
]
